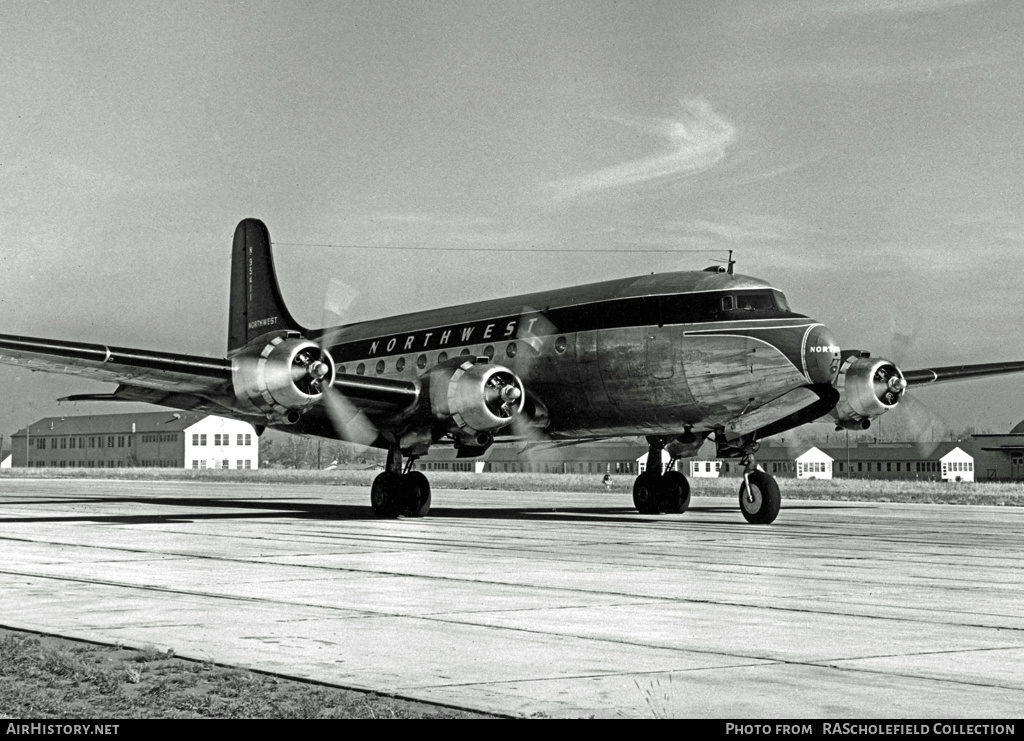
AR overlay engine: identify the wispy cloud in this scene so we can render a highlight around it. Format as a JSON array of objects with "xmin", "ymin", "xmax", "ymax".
[
  {"xmin": 739, "ymin": 51, "xmax": 997, "ymax": 87},
  {"xmin": 801, "ymin": 0, "xmax": 985, "ymax": 17},
  {"xmin": 547, "ymin": 98, "xmax": 736, "ymax": 201}
]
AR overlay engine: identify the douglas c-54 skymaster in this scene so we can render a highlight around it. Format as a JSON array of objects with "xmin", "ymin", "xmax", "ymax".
[{"xmin": 3, "ymin": 218, "xmax": 1023, "ymax": 523}]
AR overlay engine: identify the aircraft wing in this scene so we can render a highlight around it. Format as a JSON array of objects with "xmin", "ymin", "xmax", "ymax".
[
  {"xmin": 902, "ymin": 361, "xmax": 1024, "ymax": 387},
  {"xmin": 0, "ymin": 333, "xmax": 233, "ymax": 394},
  {"xmin": 0, "ymin": 333, "xmax": 420, "ymax": 422}
]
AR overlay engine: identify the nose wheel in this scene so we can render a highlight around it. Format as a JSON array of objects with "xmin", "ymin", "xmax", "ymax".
[{"xmin": 739, "ymin": 470, "xmax": 780, "ymax": 524}]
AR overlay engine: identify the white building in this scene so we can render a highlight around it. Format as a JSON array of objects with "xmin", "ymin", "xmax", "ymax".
[
  {"xmin": 940, "ymin": 446, "xmax": 974, "ymax": 482},
  {"xmin": 796, "ymin": 447, "xmax": 833, "ymax": 480},
  {"xmin": 637, "ymin": 449, "xmax": 681, "ymax": 474},
  {"xmin": 689, "ymin": 459, "xmax": 722, "ymax": 478}
]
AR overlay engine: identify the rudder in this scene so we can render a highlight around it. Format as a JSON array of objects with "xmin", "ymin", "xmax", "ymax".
[{"xmin": 228, "ymin": 218, "xmax": 306, "ymax": 354}]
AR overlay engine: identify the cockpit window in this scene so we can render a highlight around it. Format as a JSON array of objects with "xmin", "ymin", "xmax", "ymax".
[
  {"xmin": 734, "ymin": 291, "xmax": 777, "ymax": 311},
  {"xmin": 721, "ymin": 296, "xmax": 734, "ymax": 311},
  {"xmin": 772, "ymin": 290, "xmax": 791, "ymax": 312}
]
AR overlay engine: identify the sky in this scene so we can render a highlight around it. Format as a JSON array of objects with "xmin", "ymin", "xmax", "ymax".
[{"xmin": 0, "ymin": 0, "xmax": 1022, "ymax": 440}]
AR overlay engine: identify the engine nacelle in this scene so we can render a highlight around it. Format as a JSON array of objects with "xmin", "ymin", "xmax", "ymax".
[
  {"xmin": 229, "ymin": 333, "xmax": 335, "ymax": 424},
  {"xmin": 830, "ymin": 355, "xmax": 907, "ymax": 428},
  {"xmin": 430, "ymin": 359, "xmax": 525, "ymax": 435}
]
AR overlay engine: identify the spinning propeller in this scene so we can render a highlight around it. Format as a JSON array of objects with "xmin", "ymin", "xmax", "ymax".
[{"xmin": 309, "ymin": 280, "xmax": 379, "ymax": 446}]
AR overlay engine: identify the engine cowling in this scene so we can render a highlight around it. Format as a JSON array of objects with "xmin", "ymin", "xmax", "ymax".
[
  {"xmin": 430, "ymin": 359, "xmax": 525, "ymax": 435},
  {"xmin": 830, "ymin": 355, "xmax": 907, "ymax": 429},
  {"xmin": 229, "ymin": 333, "xmax": 335, "ymax": 424}
]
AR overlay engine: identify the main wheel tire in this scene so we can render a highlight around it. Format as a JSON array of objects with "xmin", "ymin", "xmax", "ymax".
[
  {"xmin": 400, "ymin": 471, "xmax": 432, "ymax": 518},
  {"xmin": 739, "ymin": 470, "xmax": 781, "ymax": 524},
  {"xmin": 660, "ymin": 470, "xmax": 691, "ymax": 514},
  {"xmin": 370, "ymin": 471, "xmax": 402, "ymax": 518},
  {"xmin": 632, "ymin": 472, "xmax": 662, "ymax": 514}
]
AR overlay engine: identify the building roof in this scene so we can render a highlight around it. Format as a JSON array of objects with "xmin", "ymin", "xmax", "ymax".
[
  {"xmin": 758, "ymin": 440, "xmax": 970, "ymax": 462},
  {"xmin": 796, "ymin": 446, "xmax": 831, "ymax": 462},
  {"xmin": 12, "ymin": 411, "xmax": 212, "ymax": 438}
]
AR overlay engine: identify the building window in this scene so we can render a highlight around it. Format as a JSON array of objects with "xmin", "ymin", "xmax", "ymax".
[
  {"xmin": 118, "ymin": 436, "xmax": 125, "ymax": 448},
  {"xmin": 221, "ymin": 459, "xmax": 229, "ymax": 469}
]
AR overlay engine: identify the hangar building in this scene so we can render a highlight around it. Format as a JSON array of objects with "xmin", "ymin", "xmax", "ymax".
[
  {"xmin": 970, "ymin": 420, "xmax": 1024, "ymax": 480},
  {"xmin": 11, "ymin": 412, "xmax": 260, "ymax": 470}
]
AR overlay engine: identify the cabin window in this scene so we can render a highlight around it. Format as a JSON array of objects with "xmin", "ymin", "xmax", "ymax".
[
  {"xmin": 555, "ymin": 337, "xmax": 567, "ymax": 354},
  {"xmin": 396, "ymin": 357, "xmax": 406, "ymax": 372},
  {"xmin": 438, "ymin": 351, "xmax": 448, "ymax": 363},
  {"xmin": 356, "ymin": 363, "xmax": 365, "ymax": 375},
  {"xmin": 416, "ymin": 354, "xmax": 427, "ymax": 369},
  {"xmin": 338, "ymin": 364, "xmax": 346, "ymax": 374},
  {"xmin": 460, "ymin": 348, "xmax": 471, "ymax": 356},
  {"xmin": 375, "ymin": 360, "xmax": 385, "ymax": 374},
  {"xmin": 506, "ymin": 342, "xmax": 517, "ymax": 358},
  {"xmin": 483, "ymin": 345, "xmax": 494, "ymax": 360}
]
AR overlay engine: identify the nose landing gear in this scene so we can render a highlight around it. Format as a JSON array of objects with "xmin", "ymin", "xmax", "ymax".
[
  {"xmin": 737, "ymin": 444, "xmax": 780, "ymax": 525},
  {"xmin": 632, "ymin": 437, "xmax": 691, "ymax": 514}
]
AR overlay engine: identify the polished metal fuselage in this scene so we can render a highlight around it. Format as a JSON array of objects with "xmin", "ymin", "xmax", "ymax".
[{"xmin": 324, "ymin": 270, "xmax": 825, "ymax": 439}]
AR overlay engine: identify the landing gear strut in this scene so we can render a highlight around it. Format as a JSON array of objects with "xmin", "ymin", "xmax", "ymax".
[
  {"xmin": 632, "ymin": 437, "xmax": 691, "ymax": 514},
  {"xmin": 737, "ymin": 443, "xmax": 780, "ymax": 525},
  {"xmin": 370, "ymin": 446, "xmax": 432, "ymax": 518}
]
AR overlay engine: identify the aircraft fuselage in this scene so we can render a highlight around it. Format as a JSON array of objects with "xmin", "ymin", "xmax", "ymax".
[{"xmin": 314, "ymin": 269, "xmax": 841, "ymax": 440}]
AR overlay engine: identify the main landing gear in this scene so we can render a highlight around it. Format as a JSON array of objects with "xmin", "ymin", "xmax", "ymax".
[
  {"xmin": 370, "ymin": 445, "xmax": 431, "ymax": 518},
  {"xmin": 632, "ymin": 437, "xmax": 691, "ymax": 514},
  {"xmin": 632, "ymin": 435, "xmax": 782, "ymax": 524}
]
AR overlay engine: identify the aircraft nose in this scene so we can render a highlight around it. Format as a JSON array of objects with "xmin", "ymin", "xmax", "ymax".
[{"xmin": 802, "ymin": 325, "xmax": 841, "ymax": 384}]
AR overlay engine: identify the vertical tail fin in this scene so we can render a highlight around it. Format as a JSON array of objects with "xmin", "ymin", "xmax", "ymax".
[{"xmin": 228, "ymin": 218, "xmax": 306, "ymax": 354}]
